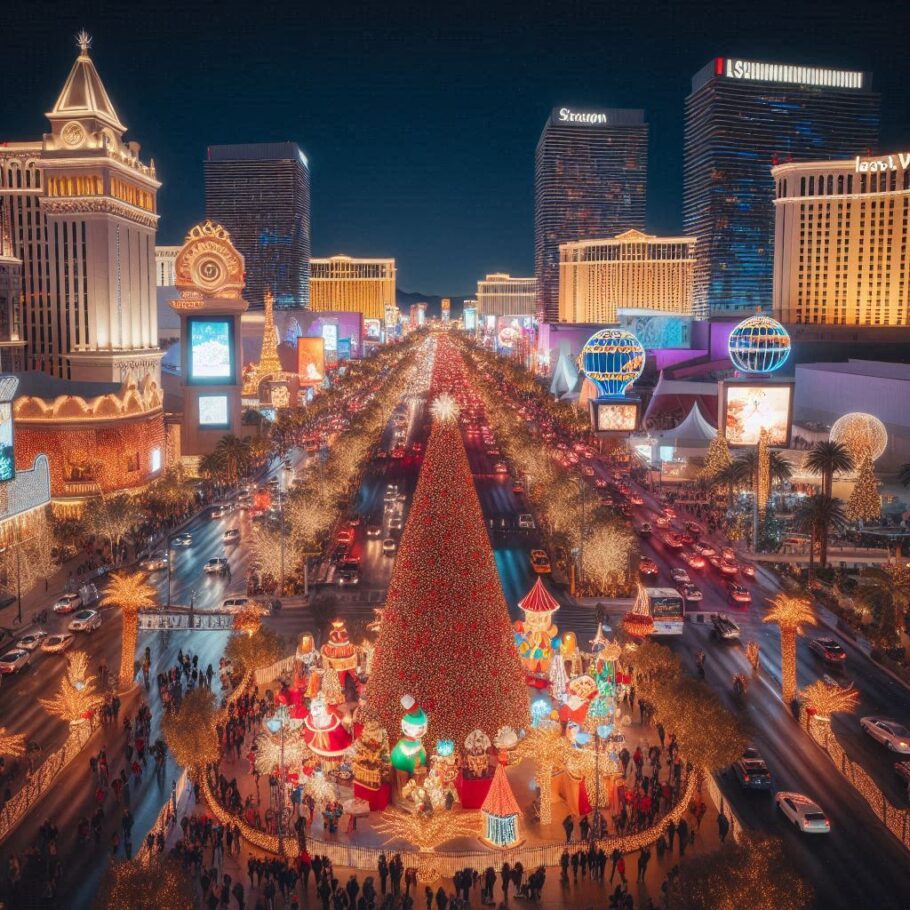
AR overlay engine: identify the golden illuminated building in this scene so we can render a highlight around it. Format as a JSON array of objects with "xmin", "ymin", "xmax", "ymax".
[
  {"xmin": 558, "ymin": 230, "xmax": 695, "ymax": 324},
  {"xmin": 310, "ymin": 255, "xmax": 395, "ymax": 321},
  {"xmin": 773, "ymin": 153, "xmax": 910, "ymax": 326},
  {"xmin": 476, "ymin": 274, "xmax": 537, "ymax": 317}
]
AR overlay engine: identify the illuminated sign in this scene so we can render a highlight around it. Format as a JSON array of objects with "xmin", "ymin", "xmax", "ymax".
[
  {"xmin": 589, "ymin": 399, "xmax": 640, "ymax": 435},
  {"xmin": 463, "ymin": 306, "xmax": 477, "ymax": 332},
  {"xmin": 150, "ymin": 447, "xmax": 162, "ymax": 474},
  {"xmin": 364, "ymin": 318, "xmax": 382, "ymax": 341},
  {"xmin": 855, "ymin": 153, "xmax": 910, "ymax": 173},
  {"xmin": 337, "ymin": 338, "xmax": 352, "ymax": 361},
  {"xmin": 321, "ymin": 323, "xmax": 338, "ymax": 353},
  {"xmin": 0, "ymin": 402, "xmax": 14, "ymax": 482},
  {"xmin": 297, "ymin": 337, "xmax": 325, "ymax": 386},
  {"xmin": 720, "ymin": 58, "xmax": 864, "ymax": 89},
  {"xmin": 188, "ymin": 317, "xmax": 234, "ymax": 383},
  {"xmin": 199, "ymin": 394, "xmax": 230, "ymax": 428},
  {"xmin": 720, "ymin": 382, "xmax": 793, "ymax": 448},
  {"xmin": 558, "ymin": 107, "xmax": 609, "ymax": 124}
]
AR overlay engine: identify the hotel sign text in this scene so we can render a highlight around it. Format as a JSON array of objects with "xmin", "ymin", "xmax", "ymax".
[{"xmin": 855, "ymin": 153, "xmax": 910, "ymax": 173}]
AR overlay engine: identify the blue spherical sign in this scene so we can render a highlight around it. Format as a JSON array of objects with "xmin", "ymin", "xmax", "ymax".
[
  {"xmin": 580, "ymin": 329, "xmax": 645, "ymax": 399},
  {"xmin": 728, "ymin": 315, "xmax": 791, "ymax": 374}
]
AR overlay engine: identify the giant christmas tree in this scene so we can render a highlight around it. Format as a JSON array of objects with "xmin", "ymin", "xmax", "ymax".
[{"xmin": 366, "ymin": 347, "xmax": 529, "ymax": 744}]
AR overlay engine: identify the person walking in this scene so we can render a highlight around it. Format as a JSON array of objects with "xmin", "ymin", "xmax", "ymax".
[
  {"xmin": 717, "ymin": 810, "xmax": 730, "ymax": 843},
  {"xmin": 609, "ymin": 848, "xmax": 621, "ymax": 883},
  {"xmin": 562, "ymin": 814, "xmax": 574, "ymax": 844}
]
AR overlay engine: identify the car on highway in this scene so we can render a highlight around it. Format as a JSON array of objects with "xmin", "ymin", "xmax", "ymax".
[
  {"xmin": 211, "ymin": 505, "xmax": 232, "ymax": 519},
  {"xmin": 774, "ymin": 792, "xmax": 830, "ymax": 834},
  {"xmin": 636, "ymin": 523, "xmax": 652, "ymax": 538},
  {"xmin": 203, "ymin": 557, "xmax": 229, "ymax": 575},
  {"xmin": 680, "ymin": 583, "xmax": 702, "ymax": 603},
  {"xmin": 366, "ymin": 524, "xmax": 383, "ymax": 538},
  {"xmin": 727, "ymin": 582, "xmax": 752, "ymax": 604},
  {"xmin": 69, "ymin": 609, "xmax": 102, "ymax": 633},
  {"xmin": 693, "ymin": 542, "xmax": 716, "ymax": 557},
  {"xmin": 391, "ymin": 446, "xmax": 405, "ymax": 459},
  {"xmin": 41, "ymin": 633, "xmax": 75, "ymax": 654},
  {"xmin": 895, "ymin": 761, "xmax": 910, "ymax": 797},
  {"xmin": 661, "ymin": 533, "xmax": 684, "ymax": 550},
  {"xmin": 140, "ymin": 554, "xmax": 168, "ymax": 572},
  {"xmin": 629, "ymin": 493, "xmax": 644, "ymax": 506},
  {"xmin": 172, "ymin": 533, "xmax": 193, "ymax": 548},
  {"xmin": 670, "ymin": 567, "xmax": 691, "ymax": 584},
  {"xmin": 53, "ymin": 593, "xmax": 82, "ymax": 614},
  {"xmin": 530, "ymin": 550, "xmax": 552, "ymax": 573},
  {"xmin": 336, "ymin": 568, "xmax": 360, "ymax": 587},
  {"xmin": 740, "ymin": 563, "xmax": 756, "ymax": 578},
  {"xmin": 374, "ymin": 449, "xmax": 388, "ymax": 460},
  {"xmin": 721, "ymin": 547, "xmax": 736, "ymax": 562},
  {"xmin": 518, "ymin": 513, "xmax": 535, "ymax": 529},
  {"xmin": 581, "ymin": 465, "xmax": 595, "ymax": 477},
  {"xmin": 717, "ymin": 559, "xmax": 739, "ymax": 576},
  {"xmin": 684, "ymin": 520, "xmax": 702, "ymax": 535},
  {"xmin": 336, "ymin": 527, "xmax": 355, "ymax": 545},
  {"xmin": 388, "ymin": 515, "xmax": 404, "ymax": 531},
  {"xmin": 733, "ymin": 747, "xmax": 772, "ymax": 789},
  {"xmin": 221, "ymin": 596, "xmax": 251, "ymax": 612},
  {"xmin": 223, "ymin": 528, "xmax": 241, "ymax": 544},
  {"xmin": 15, "ymin": 631, "xmax": 48, "ymax": 651},
  {"xmin": 654, "ymin": 514, "xmax": 672, "ymax": 529},
  {"xmin": 711, "ymin": 613, "xmax": 741, "ymax": 640},
  {"xmin": 384, "ymin": 484, "xmax": 398, "ymax": 500},
  {"xmin": 860, "ymin": 717, "xmax": 910, "ymax": 754},
  {"xmin": 639, "ymin": 557, "xmax": 659, "ymax": 578},
  {"xmin": 680, "ymin": 551, "xmax": 706, "ymax": 569},
  {"xmin": 494, "ymin": 462, "xmax": 509, "ymax": 474},
  {"xmin": 594, "ymin": 478, "xmax": 608, "ymax": 489},
  {"xmin": 662, "ymin": 506, "xmax": 676, "ymax": 518},
  {"xmin": 331, "ymin": 544, "xmax": 349, "ymax": 565},
  {"xmin": 0, "ymin": 649, "xmax": 31, "ymax": 674},
  {"xmin": 382, "ymin": 538, "xmax": 397, "ymax": 555},
  {"xmin": 512, "ymin": 481, "xmax": 524, "ymax": 494},
  {"xmin": 808, "ymin": 637, "xmax": 847, "ymax": 665}
]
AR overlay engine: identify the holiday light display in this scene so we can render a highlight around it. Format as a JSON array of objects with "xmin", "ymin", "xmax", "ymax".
[
  {"xmin": 800, "ymin": 680, "xmax": 859, "ymax": 722},
  {"xmin": 366, "ymin": 346, "xmax": 529, "ymax": 743},
  {"xmin": 584, "ymin": 638, "xmax": 621, "ymax": 734},
  {"xmin": 756, "ymin": 427, "xmax": 771, "ymax": 512},
  {"xmin": 0, "ymin": 727, "xmax": 27, "ymax": 758},
  {"xmin": 727, "ymin": 314, "xmax": 791, "ymax": 374},
  {"xmin": 321, "ymin": 619, "xmax": 358, "ymax": 675},
  {"xmin": 390, "ymin": 695, "xmax": 429, "ymax": 774},
  {"xmin": 463, "ymin": 729, "xmax": 492, "ymax": 779},
  {"xmin": 514, "ymin": 725, "xmax": 573, "ymax": 825},
  {"xmin": 548, "ymin": 650, "xmax": 570, "ymax": 701},
  {"xmin": 622, "ymin": 582, "xmax": 655, "ymax": 638},
  {"xmin": 829, "ymin": 412, "xmax": 888, "ymax": 463},
  {"xmin": 481, "ymin": 756, "xmax": 522, "ymax": 847},
  {"xmin": 99, "ymin": 570, "xmax": 157, "ymax": 688},
  {"xmin": 301, "ymin": 695, "xmax": 352, "ymax": 760},
  {"xmin": 513, "ymin": 578, "xmax": 561, "ymax": 678},
  {"xmin": 161, "ymin": 687, "xmax": 221, "ymax": 776},
  {"xmin": 847, "ymin": 455, "xmax": 881, "ymax": 522},
  {"xmin": 700, "ymin": 432, "xmax": 732, "ymax": 481},
  {"xmin": 352, "ymin": 720, "xmax": 390, "ymax": 790},
  {"xmin": 99, "ymin": 857, "xmax": 196, "ymax": 910},
  {"xmin": 40, "ymin": 650, "xmax": 104, "ymax": 724},
  {"xmin": 374, "ymin": 808, "xmax": 480, "ymax": 852},
  {"xmin": 579, "ymin": 329, "xmax": 646, "ymax": 398},
  {"xmin": 763, "ymin": 595, "xmax": 817, "ymax": 703},
  {"xmin": 320, "ymin": 666, "xmax": 345, "ymax": 706}
]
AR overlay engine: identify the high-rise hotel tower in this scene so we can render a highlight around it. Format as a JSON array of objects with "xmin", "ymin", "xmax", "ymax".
[
  {"xmin": 204, "ymin": 142, "xmax": 311, "ymax": 310},
  {"xmin": 683, "ymin": 58, "xmax": 880, "ymax": 318},
  {"xmin": 535, "ymin": 107, "xmax": 648, "ymax": 323}
]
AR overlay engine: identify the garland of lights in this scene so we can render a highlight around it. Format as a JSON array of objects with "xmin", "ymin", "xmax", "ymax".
[
  {"xmin": 763, "ymin": 595, "xmax": 817, "ymax": 704},
  {"xmin": 847, "ymin": 455, "xmax": 881, "ymax": 522}
]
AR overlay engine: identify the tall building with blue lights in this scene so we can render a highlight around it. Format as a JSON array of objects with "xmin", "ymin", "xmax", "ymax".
[
  {"xmin": 204, "ymin": 142, "xmax": 310, "ymax": 309},
  {"xmin": 683, "ymin": 58, "xmax": 880, "ymax": 319}
]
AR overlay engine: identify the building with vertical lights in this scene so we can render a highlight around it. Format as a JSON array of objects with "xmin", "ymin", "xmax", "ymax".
[
  {"xmin": 0, "ymin": 34, "xmax": 162, "ymax": 382},
  {"xmin": 476, "ymin": 273, "xmax": 537, "ymax": 317},
  {"xmin": 535, "ymin": 107, "xmax": 648, "ymax": 323},
  {"xmin": 155, "ymin": 246, "xmax": 179, "ymax": 287},
  {"xmin": 558, "ymin": 230, "xmax": 695, "ymax": 324},
  {"xmin": 772, "ymin": 152, "xmax": 910, "ymax": 327},
  {"xmin": 204, "ymin": 142, "xmax": 311, "ymax": 309},
  {"xmin": 0, "ymin": 205, "xmax": 25, "ymax": 373},
  {"xmin": 309, "ymin": 255, "xmax": 396, "ymax": 321},
  {"xmin": 683, "ymin": 57, "xmax": 880, "ymax": 319}
]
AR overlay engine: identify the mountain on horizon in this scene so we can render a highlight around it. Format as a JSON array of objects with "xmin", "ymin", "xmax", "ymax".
[{"xmin": 396, "ymin": 289, "xmax": 470, "ymax": 318}]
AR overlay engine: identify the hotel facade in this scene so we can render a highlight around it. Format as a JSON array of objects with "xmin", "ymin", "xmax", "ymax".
[
  {"xmin": 309, "ymin": 255, "xmax": 396, "ymax": 321},
  {"xmin": 772, "ymin": 152, "xmax": 910, "ymax": 327},
  {"xmin": 476, "ymin": 273, "xmax": 537, "ymax": 317},
  {"xmin": 558, "ymin": 230, "xmax": 695, "ymax": 324}
]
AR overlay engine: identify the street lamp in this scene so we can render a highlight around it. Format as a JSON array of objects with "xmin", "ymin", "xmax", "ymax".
[{"xmin": 265, "ymin": 704, "xmax": 290, "ymax": 853}]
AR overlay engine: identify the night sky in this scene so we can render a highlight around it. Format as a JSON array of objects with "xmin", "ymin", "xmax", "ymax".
[{"xmin": 3, "ymin": 0, "xmax": 910, "ymax": 294}]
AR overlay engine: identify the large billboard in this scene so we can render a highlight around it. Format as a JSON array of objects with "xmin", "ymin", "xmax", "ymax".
[
  {"xmin": 591, "ymin": 399, "xmax": 640, "ymax": 434},
  {"xmin": 270, "ymin": 309, "xmax": 363, "ymax": 359},
  {"xmin": 720, "ymin": 381, "xmax": 793, "ymax": 447},
  {"xmin": 0, "ymin": 402, "xmax": 14, "ymax": 482},
  {"xmin": 364, "ymin": 318, "xmax": 382, "ymax": 342},
  {"xmin": 188, "ymin": 317, "xmax": 234, "ymax": 383},
  {"xmin": 297, "ymin": 337, "xmax": 325, "ymax": 386},
  {"xmin": 198, "ymin": 394, "xmax": 230, "ymax": 428},
  {"xmin": 496, "ymin": 315, "xmax": 536, "ymax": 351},
  {"xmin": 463, "ymin": 306, "xmax": 477, "ymax": 332}
]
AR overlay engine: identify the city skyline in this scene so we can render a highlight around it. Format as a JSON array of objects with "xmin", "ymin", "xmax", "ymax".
[{"xmin": 2, "ymin": 2, "xmax": 910, "ymax": 296}]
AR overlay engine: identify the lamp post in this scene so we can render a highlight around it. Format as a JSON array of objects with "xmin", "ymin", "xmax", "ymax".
[
  {"xmin": 591, "ymin": 723, "xmax": 610, "ymax": 847},
  {"xmin": 265, "ymin": 705, "xmax": 290, "ymax": 854}
]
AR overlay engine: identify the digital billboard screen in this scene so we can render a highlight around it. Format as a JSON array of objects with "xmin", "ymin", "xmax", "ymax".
[
  {"xmin": 364, "ymin": 318, "xmax": 382, "ymax": 341},
  {"xmin": 721, "ymin": 382, "xmax": 793, "ymax": 447},
  {"xmin": 496, "ymin": 315, "xmax": 536, "ymax": 350},
  {"xmin": 198, "ymin": 394, "xmax": 230, "ymax": 428},
  {"xmin": 463, "ymin": 306, "xmax": 477, "ymax": 332},
  {"xmin": 297, "ymin": 337, "xmax": 325, "ymax": 386},
  {"xmin": 592, "ymin": 400, "xmax": 639, "ymax": 433},
  {"xmin": 0, "ymin": 402, "xmax": 14, "ymax": 482},
  {"xmin": 188, "ymin": 317, "xmax": 234, "ymax": 383}
]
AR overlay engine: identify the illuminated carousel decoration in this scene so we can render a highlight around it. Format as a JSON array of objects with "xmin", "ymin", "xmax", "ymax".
[
  {"xmin": 300, "ymin": 695, "xmax": 352, "ymax": 761},
  {"xmin": 727, "ymin": 314, "xmax": 791, "ymax": 374},
  {"xmin": 579, "ymin": 329, "xmax": 645, "ymax": 398},
  {"xmin": 321, "ymin": 620, "xmax": 358, "ymax": 676},
  {"xmin": 622, "ymin": 582, "xmax": 655, "ymax": 638},
  {"xmin": 514, "ymin": 578, "xmax": 561, "ymax": 680},
  {"xmin": 829, "ymin": 412, "xmax": 888, "ymax": 464},
  {"xmin": 481, "ymin": 754, "xmax": 522, "ymax": 848}
]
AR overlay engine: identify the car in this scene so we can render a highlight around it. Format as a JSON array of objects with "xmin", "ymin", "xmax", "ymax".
[
  {"xmin": 53, "ymin": 593, "xmax": 82, "ymax": 614},
  {"xmin": 173, "ymin": 533, "xmax": 193, "ymax": 548},
  {"xmin": 494, "ymin": 462, "xmax": 509, "ymax": 475},
  {"xmin": 338, "ymin": 554, "xmax": 361, "ymax": 569},
  {"xmin": 721, "ymin": 547, "xmax": 736, "ymax": 562},
  {"xmin": 140, "ymin": 554, "xmax": 168, "ymax": 572},
  {"xmin": 221, "ymin": 596, "xmax": 251, "ymax": 612},
  {"xmin": 629, "ymin": 493, "xmax": 644, "ymax": 506},
  {"xmin": 681, "ymin": 583, "xmax": 702, "ymax": 603},
  {"xmin": 374, "ymin": 449, "xmax": 388, "ymax": 460},
  {"xmin": 203, "ymin": 557, "xmax": 229, "ymax": 575},
  {"xmin": 487, "ymin": 447, "xmax": 501, "ymax": 457},
  {"xmin": 15, "ymin": 631, "xmax": 48, "ymax": 651},
  {"xmin": 223, "ymin": 528, "xmax": 241, "ymax": 544},
  {"xmin": 717, "ymin": 560, "xmax": 739, "ymax": 576},
  {"xmin": 693, "ymin": 542, "xmax": 716, "ymax": 557},
  {"xmin": 210, "ymin": 505, "xmax": 231, "ymax": 519},
  {"xmin": 347, "ymin": 515, "xmax": 363, "ymax": 527},
  {"xmin": 733, "ymin": 747, "xmax": 773, "ymax": 790},
  {"xmin": 530, "ymin": 549, "xmax": 551, "ymax": 573},
  {"xmin": 711, "ymin": 613, "xmax": 741, "ymax": 640},
  {"xmin": 594, "ymin": 478, "xmax": 608, "ymax": 489},
  {"xmin": 581, "ymin": 465, "xmax": 595, "ymax": 477},
  {"xmin": 680, "ymin": 533, "xmax": 696, "ymax": 546},
  {"xmin": 895, "ymin": 761, "xmax": 910, "ymax": 797},
  {"xmin": 69, "ymin": 609, "xmax": 102, "ymax": 633},
  {"xmin": 0, "ymin": 649, "xmax": 31, "ymax": 674},
  {"xmin": 662, "ymin": 506, "xmax": 676, "ymax": 518},
  {"xmin": 661, "ymin": 533, "xmax": 684, "ymax": 550},
  {"xmin": 639, "ymin": 558, "xmax": 659, "ymax": 578},
  {"xmin": 654, "ymin": 515, "xmax": 672, "ymax": 529},
  {"xmin": 41, "ymin": 633, "xmax": 75, "ymax": 654},
  {"xmin": 512, "ymin": 481, "xmax": 524, "ymax": 494},
  {"xmin": 388, "ymin": 515, "xmax": 404, "ymax": 531},
  {"xmin": 859, "ymin": 717, "xmax": 910, "ymax": 754},
  {"xmin": 636, "ymin": 523, "xmax": 653, "ymax": 538},
  {"xmin": 391, "ymin": 446, "xmax": 405, "ymax": 459},
  {"xmin": 518, "ymin": 513, "xmax": 535, "ymax": 529},
  {"xmin": 382, "ymin": 538, "xmax": 397, "ymax": 555},
  {"xmin": 727, "ymin": 582, "xmax": 752, "ymax": 604},
  {"xmin": 740, "ymin": 563, "xmax": 756, "ymax": 579},
  {"xmin": 336, "ymin": 527, "xmax": 355, "ymax": 545},
  {"xmin": 684, "ymin": 520, "xmax": 702, "ymax": 535},
  {"xmin": 670, "ymin": 567, "xmax": 691, "ymax": 584},
  {"xmin": 336, "ymin": 568, "xmax": 360, "ymax": 586},
  {"xmin": 774, "ymin": 792, "xmax": 830, "ymax": 834},
  {"xmin": 808, "ymin": 638, "xmax": 847, "ymax": 665},
  {"xmin": 680, "ymin": 551, "xmax": 706, "ymax": 570},
  {"xmin": 366, "ymin": 524, "xmax": 383, "ymax": 538}
]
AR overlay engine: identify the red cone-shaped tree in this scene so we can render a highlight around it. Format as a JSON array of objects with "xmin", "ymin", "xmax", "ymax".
[{"xmin": 366, "ymin": 374, "xmax": 529, "ymax": 745}]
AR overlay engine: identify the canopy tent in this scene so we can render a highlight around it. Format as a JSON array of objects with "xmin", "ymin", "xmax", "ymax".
[
  {"xmin": 549, "ymin": 349, "xmax": 580, "ymax": 398},
  {"xmin": 647, "ymin": 402, "xmax": 717, "ymax": 448}
]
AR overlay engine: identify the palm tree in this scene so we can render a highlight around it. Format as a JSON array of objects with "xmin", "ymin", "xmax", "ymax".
[
  {"xmin": 804, "ymin": 441, "xmax": 854, "ymax": 497},
  {"xmin": 899, "ymin": 463, "xmax": 910, "ymax": 488},
  {"xmin": 763, "ymin": 594, "xmax": 817, "ymax": 703},
  {"xmin": 213, "ymin": 434, "xmax": 253, "ymax": 485},
  {"xmin": 100, "ymin": 571, "xmax": 158, "ymax": 688},
  {"xmin": 793, "ymin": 494, "xmax": 847, "ymax": 575}
]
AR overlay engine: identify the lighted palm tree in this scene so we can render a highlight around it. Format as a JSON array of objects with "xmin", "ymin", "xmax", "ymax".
[
  {"xmin": 100, "ymin": 571, "xmax": 158, "ymax": 688},
  {"xmin": 800, "ymin": 679, "xmax": 859, "ymax": 722},
  {"xmin": 0, "ymin": 727, "xmax": 27, "ymax": 757},
  {"xmin": 793, "ymin": 494, "xmax": 848, "ymax": 575},
  {"xmin": 162, "ymin": 687, "xmax": 221, "ymax": 778},
  {"xmin": 804, "ymin": 441, "xmax": 854, "ymax": 498},
  {"xmin": 763, "ymin": 595, "xmax": 817, "ymax": 703}
]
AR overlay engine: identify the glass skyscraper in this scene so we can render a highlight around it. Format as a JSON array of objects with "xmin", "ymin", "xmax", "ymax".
[
  {"xmin": 683, "ymin": 58, "xmax": 880, "ymax": 318},
  {"xmin": 535, "ymin": 107, "xmax": 648, "ymax": 323},
  {"xmin": 204, "ymin": 142, "xmax": 311, "ymax": 309}
]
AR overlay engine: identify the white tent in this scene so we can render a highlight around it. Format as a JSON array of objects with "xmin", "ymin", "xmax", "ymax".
[
  {"xmin": 649, "ymin": 402, "xmax": 717, "ymax": 448},
  {"xmin": 549, "ymin": 348, "xmax": 579, "ymax": 398}
]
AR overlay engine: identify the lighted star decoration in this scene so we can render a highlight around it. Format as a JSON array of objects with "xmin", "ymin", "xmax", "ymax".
[
  {"xmin": 76, "ymin": 29, "xmax": 93, "ymax": 53},
  {"xmin": 430, "ymin": 393, "xmax": 460, "ymax": 424}
]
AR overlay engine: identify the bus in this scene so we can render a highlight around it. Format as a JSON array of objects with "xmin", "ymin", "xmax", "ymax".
[{"xmin": 645, "ymin": 587, "xmax": 685, "ymax": 635}]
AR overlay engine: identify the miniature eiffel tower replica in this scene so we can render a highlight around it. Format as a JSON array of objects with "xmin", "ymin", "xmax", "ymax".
[{"xmin": 243, "ymin": 289, "xmax": 285, "ymax": 394}]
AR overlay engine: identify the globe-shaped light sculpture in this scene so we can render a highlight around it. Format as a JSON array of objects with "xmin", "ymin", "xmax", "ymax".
[
  {"xmin": 728, "ymin": 315, "xmax": 791, "ymax": 374},
  {"xmin": 830, "ymin": 412, "xmax": 888, "ymax": 463},
  {"xmin": 580, "ymin": 329, "xmax": 645, "ymax": 399}
]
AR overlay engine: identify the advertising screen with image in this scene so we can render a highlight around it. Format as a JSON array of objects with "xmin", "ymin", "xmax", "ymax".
[
  {"xmin": 364, "ymin": 318, "xmax": 382, "ymax": 341},
  {"xmin": 0, "ymin": 402, "xmax": 14, "ymax": 482},
  {"xmin": 199, "ymin": 394, "xmax": 230, "ymax": 428},
  {"xmin": 188, "ymin": 318, "xmax": 234, "ymax": 382},
  {"xmin": 297, "ymin": 337, "xmax": 325, "ymax": 386},
  {"xmin": 593, "ymin": 400, "xmax": 639, "ymax": 433},
  {"xmin": 722, "ymin": 382, "xmax": 793, "ymax": 447}
]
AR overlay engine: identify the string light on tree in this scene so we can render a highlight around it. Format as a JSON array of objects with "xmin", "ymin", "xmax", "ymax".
[{"xmin": 847, "ymin": 455, "xmax": 881, "ymax": 523}]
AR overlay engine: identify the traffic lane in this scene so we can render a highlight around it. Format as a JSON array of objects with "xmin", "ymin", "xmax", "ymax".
[{"xmin": 674, "ymin": 624, "xmax": 910, "ymax": 910}]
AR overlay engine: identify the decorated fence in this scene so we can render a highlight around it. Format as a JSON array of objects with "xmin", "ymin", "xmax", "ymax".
[
  {"xmin": 136, "ymin": 768, "xmax": 191, "ymax": 863},
  {"xmin": 704, "ymin": 773, "xmax": 744, "ymax": 844}
]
